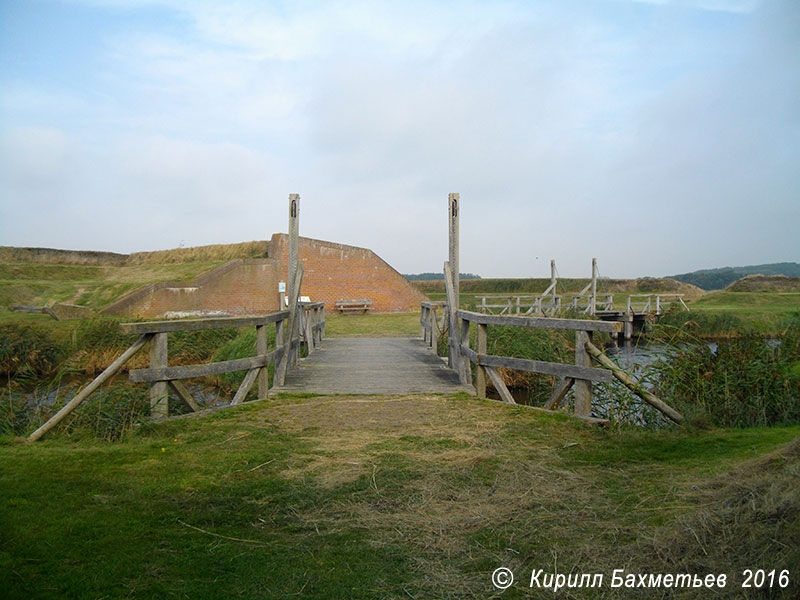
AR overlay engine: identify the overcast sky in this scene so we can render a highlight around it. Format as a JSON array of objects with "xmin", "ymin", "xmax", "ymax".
[{"xmin": 1, "ymin": 0, "xmax": 797, "ymax": 278}]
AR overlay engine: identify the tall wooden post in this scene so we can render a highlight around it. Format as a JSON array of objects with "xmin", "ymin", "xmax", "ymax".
[
  {"xmin": 550, "ymin": 259, "xmax": 557, "ymax": 312},
  {"xmin": 288, "ymin": 194, "xmax": 300, "ymax": 366},
  {"xmin": 288, "ymin": 194, "xmax": 299, "ymax": 305},
  {"xmin": 447, "ymin": 193, "xmax": 459, "ymax": 368},
  {"xmin": 590, "ymin": 258, "xmax": 597, "ymax": 316},
  {"xmin": 150, "ymin": 333, "xmax": 168, "ymax": 419},
  {"xmin": 448, "ymin": 193, "xmax": 459, "ymax": 307}
]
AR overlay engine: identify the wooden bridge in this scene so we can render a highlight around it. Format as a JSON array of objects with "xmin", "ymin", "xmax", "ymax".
[{"xmin": 27, "ymin": 193, "xmax": 684, "ymax": 442}]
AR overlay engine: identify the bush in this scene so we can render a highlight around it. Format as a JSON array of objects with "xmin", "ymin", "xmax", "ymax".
[{"xmin": 0, "ymin": 324, "xmax": 65, "ymax": 378}]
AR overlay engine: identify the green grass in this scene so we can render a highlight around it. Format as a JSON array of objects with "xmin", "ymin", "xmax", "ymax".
[
  {"xmin": 323, "ymin": 311, "xmax": 421, "ymax": 337},
  {"xmin": 2, "ymin": 396, "xmax": 798, "ymax": 599}
]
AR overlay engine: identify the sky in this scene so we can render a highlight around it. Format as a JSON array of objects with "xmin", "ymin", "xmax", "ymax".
[{"xmin": 0, "ymin": 0, "xmax": 798, "ymax": 278}]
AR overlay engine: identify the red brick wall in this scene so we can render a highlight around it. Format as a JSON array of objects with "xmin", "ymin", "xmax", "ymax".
[
  {"xmin": 269, "ymin": 234, "xmax": 427, "ymax": 312},
  {"xmin": 105, "ymin": 236, "xmax": 427, "ymax": 318}
]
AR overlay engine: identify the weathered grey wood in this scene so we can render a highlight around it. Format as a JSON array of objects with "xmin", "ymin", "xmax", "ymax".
[
  {"xmin": 590, "ymin": 258, "xmax": 597, "ymax": 316},
  {"xmin": 120, "ymin": 312, "xmax": 289, "ymax": 335},
  {"xmin": 468, "ymin": 352, "xmax": 612, "ymax": 382},
  {"xmin": 444, "ymin": 261, "xmax": 459, "ymax": 368},
  {"xmin": 130, "ymin": 351, "xmax": 282, "ymax": 382},
  {"xmin": 476, "ymin": 323, "xmax": 487, "ymax": 398},
  {"xmin": 573, "ymin": 331, "xmax": 591, "ymax": 417},
  {"xmin": 169, "ymin": 380, "xmax": 201, "ymax": 412},
  {"xmin": 273, "ymin": 337, "xmax": 473, "ymax": 395},
  {"xmin": 150, "ymin": 332, "xmax": 169, "ymax": 419},
  {"xmin": 280, "ymin": 263, "xmax": 304, "ymax": 381},
  {"xmin": 231, "ymin": 367, "xmax": 261, "ymax": 405},
  {"xmin": 459, "ymin": 318, "xmax": 472, "ymax": 385},
  {"xmin": 274, "ymin": 318, "xmax": 286, "ymax": 386},
  {"xmin": 456, "ymin": 310, "xmax": 622, "ymax": 333},
  {"xmin": 460, "ymin": 344, "xmax": 478, "ymax": 363},
  {"xmin": 585, "ymin": 340, "xmax": 684, "ymax": 424},
  {"xmin": 485, "ymin": 366, "xmax": 516, "ymax": 404},
  {"xmin": 288, "ymin": 193, "xmax": 299, "ymax": 312},
  {"xmin": 256, "ymin": 325, "xmax": 268, "ymax": 399},
  {"xmin": 27, "ymin": 334, "xmax": 152, "ymax": 442},
  {"xmin": 544, "ymin": 378, "xmax": 574, "ymax": 410},
  {"xmin": 448, "ymin": 192, "xmax": 459, "ymax": 316}
]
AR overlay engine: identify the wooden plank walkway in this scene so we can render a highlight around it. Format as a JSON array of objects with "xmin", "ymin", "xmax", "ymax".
[{"xmin": 272, "ymin": 337, "xmax": 474, "ymax": 395}]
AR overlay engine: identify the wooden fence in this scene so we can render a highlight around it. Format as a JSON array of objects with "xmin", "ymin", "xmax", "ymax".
[
  {"xmin": 420, "ymin": 301, "xmax": 447, "ymax": 351},
  {"xmin": 27, "ymin": 302, "xmax": 325, "ymax": 442},
  {"xmin": 625, "ymin": 294, "xmax": 688, "ymax": 316},
  {"xmin": 455, "ymin": 309, "xmax": 620, "ymax": 422}
]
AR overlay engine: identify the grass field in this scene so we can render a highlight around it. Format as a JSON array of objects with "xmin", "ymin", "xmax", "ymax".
[
  {"xmin": 0, "ymin": 262, "xmax": 224, "ymax": 310},
  {"xmin": 2, "ymin": 396, "xmax": 797, "ymax": 599}
]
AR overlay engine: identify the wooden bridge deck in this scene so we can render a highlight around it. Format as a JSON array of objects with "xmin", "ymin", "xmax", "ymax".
[{"xmin": 272, "ymin": 337, "xmax": 474, "ymax": 395}]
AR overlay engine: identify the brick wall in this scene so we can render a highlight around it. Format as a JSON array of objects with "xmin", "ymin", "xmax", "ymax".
[
  {"xmin": 104, "ymin": 236, "xmax": 427, "ymax": 318},
  {"xmin": 269, "ymin": 234, "xmax": 427, "ymax": 312}
]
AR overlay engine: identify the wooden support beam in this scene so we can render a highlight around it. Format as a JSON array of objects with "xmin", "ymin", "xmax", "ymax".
[
  {"xmin": 27, "ymin": 334, "xmax": 152, "ymax": 442},
  {"xmin": 459, "ymin": 317, "xmax": 472, "ymax": 385},
  {"xmin": 280, "ymin": 263, "xmax": 304, "ymax": 383},
  {"xmin": 573, "ymin": 331, "xmax": 591, "ymax": 417},
  {"xmin": 169, "ymin": 380, "xmax": 201, "ymax": 412},
  {"xmin": 150, "ymin": 332, "xmax": 169, "ymax": 419},
  {"xmin": 444, "ymin": 261, "xmax": 458, "ymax": 368},
  {"xmin": 130, "ymin": 352, "xmax": 280, "ymax": 383},
  {"xmin": 485, "ymin": 366, "xmax": 516, "ymax": 404},
  {"xmin": 544, "ymin": 378, "xmax": 574, "ymax": 410},
  {"xmin": 585, "ymin": 340, "xmax": 684, "ymax": 425},
  {"xmin": 476, "ymin": 323, "xmax": 487, "ymax": 398},
  {"xmin": 256, "ymin": 325, "xmax": 268, "ymax": 399},
  {"xmin": 231, "ymin": 367, "xmax": 261, "ymax": 405}
]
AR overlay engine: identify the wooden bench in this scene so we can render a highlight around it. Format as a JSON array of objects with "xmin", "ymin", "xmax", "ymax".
[{"xmin": 335, "ymin": 298, "xmax": 374, "ymax": 313}]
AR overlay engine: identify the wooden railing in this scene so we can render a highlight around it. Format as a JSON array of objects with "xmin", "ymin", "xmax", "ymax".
[
  {"xmin": 454, "ymin": 310, "xmax": 621, "ymax": 421},
  {"xmin": 420, "ymin": 301, "xmax": 447, "ymax": 351},
  {"xmin": 478, "ymin": 295, "xmax": 562, "ymax": 316},
  {"xmin": 27, "ymin": 302, "xmax": 325, "ymax": 441},
  {"xmin": 625, "ymin": 294, "xmax": 687, "ymax": 315}
]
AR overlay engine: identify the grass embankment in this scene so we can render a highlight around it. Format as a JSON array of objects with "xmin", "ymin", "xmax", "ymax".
[
  {"xmin": 0, "ymin": 240, "xmax": 270, "ymax": 310},
  {"xmin": 2, "ymin": 396, "xmax": 798, "ymax": 599}
]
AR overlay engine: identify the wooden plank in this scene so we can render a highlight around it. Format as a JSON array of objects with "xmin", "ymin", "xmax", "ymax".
[
  {"xmin": 231, "ymin": 367, "xmax": 261, "ymax": 405},
  {"xmin": 485, "ymin": 366, "xmax": 516, "ymax": 404},
  {"xmin": 456, "ymin": 310, "xmax": 622, "ymax": 333},
  {"xmin": 27, "ymin": 334, "xmax": 152, "ymax": 442},
  {"xmin": 459, "ymin": 318, "xmax": 472, "ymax": 385},
  {"xmin": 169, "ymin": 380, "xmax": 201, "ymax": 412},
  {"xmin": 256, "ymin": 325, "xmax": 268, "ymax": 399},
  {"xmin": 574, "ymin": 331, "xmax": 591, "ymax": 417},
  {"xmin": 544, "ymin": 378, "xmax": 574, "ymax": 410},
  {"xmin": 280, "ymin": 263, "xmax": 304, "ymax": 381},
  {"xmin": 120, "ymin": 312, "xmax": 289, "ymax": 335},
  {"xmin": 476, "ymin": 353, "xmax": 612, "ymax": 382},
  {"xmin": 150, "ymin": 332, "xmax": 168, "ymax": 419},
  {"xmin": 460, "ymin": 344, "xmax": 478, "ymax": 364},
  {"xmin": 444, "ymin": 261, "xmax": 458, "ymax": 369},
  {"xmin": 476, "ymin": 323, "xmax": 487, "ymax": 399},
  {"xmin": 130, "ymin": 350, "xmax": 283, "ymax": 383}
]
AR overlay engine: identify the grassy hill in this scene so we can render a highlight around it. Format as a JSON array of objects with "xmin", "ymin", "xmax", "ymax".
[
  {"xmin": 670, "ymin": 262, "xmax": 800, "ymax": 290},
  {"xmin": 0, "ymin": 242, "xmax": 269, "ymax": 311},
  {"xmin": 2, "ymin": 396, "xmax": 798, "ymax": 599}
]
